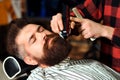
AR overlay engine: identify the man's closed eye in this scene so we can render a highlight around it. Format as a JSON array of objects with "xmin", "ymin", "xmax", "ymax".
[
  {"xmin": 30, "ymin": 35, "xmax": 36, "ymax": 44},
  {"xmin": 37, "ymin": 26, "xmax": 45, "ymax": 33}
]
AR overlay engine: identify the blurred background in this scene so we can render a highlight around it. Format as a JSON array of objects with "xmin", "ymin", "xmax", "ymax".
[
  {"xmin": 0, "ymin": 0, "xmax": 65, "ymax": 26},
  {"xmin": 0, "ymin": 0, "xmax": 100, "ymax": 80}
]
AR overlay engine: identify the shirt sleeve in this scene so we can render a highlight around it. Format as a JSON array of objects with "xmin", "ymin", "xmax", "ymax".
[
  {"xmin": 70, "ymin": 0, "xmax": 120, "ymax": 47},
  {"xmin": 112, "ymin": 28, "xmax": 120, "ymax": 47},
  {"xmin": 73, "ymin": 0, "xmax": 103, "ymax": 22}
]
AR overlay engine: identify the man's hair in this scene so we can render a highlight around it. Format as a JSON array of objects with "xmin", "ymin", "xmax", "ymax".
[{"xmin": 7, "ymin": 18, "xmax": 29, "ymax": 59}]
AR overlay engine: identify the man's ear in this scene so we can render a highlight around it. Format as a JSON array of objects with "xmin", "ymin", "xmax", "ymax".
[{"xmin": 23, "ymin": 56, "xmax": 38, "ymax": 65}]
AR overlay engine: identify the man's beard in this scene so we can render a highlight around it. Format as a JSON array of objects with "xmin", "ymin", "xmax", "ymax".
[
  {"xmin": 34, "ymin": 33, "xmax": 69, "ymax": 66},
  {"xmin": 44, "ymin": 33, "xmax": 60, "ymax": 49}
]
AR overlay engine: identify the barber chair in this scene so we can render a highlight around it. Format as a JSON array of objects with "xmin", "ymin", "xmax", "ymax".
[{"xmin": 2, "ymin": 56, "xmax": 37, "ymax": 80}]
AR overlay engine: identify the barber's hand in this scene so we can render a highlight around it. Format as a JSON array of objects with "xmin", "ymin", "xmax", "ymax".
[
  {"xmin": 50, "ymin": 13, "xmax": 64, "ymax": 33},
  {"xmin": 70, "ymin": 17, "xmax": 112, "ymax": 39}
]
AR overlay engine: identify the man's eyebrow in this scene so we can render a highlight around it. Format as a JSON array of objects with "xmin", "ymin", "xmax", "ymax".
[
  {"xmin": 37, "ymin": 25, "xmax": 42, "ymax": 32},
  {"xmin": 29, "ymin": 34, "xmax": 33, "ymax": 44}
]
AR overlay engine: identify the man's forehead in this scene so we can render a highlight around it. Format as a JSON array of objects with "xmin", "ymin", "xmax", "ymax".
[
  {"xmin": 15, "ymin": 24, "xmax": 39, "ymax": 45},
  {"xmin": 22, "ymin": 24, "xmax": 39, "ymax": 32}
]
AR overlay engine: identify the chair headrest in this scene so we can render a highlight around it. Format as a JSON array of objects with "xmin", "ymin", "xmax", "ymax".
[{"xmin": 3, "ymin": 56, "xmax": 21, "ymax": 79}]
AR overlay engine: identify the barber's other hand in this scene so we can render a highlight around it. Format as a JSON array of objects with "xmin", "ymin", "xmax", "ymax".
[
  {"xmin": 50, "ymin": 13, "xmax": 64, "ymax": 33},
  {"xmin": 70, "ymin": 17, "xmax": 114, "ymax": 40}
]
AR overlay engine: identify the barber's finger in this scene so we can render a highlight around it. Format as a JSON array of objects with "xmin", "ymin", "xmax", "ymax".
[
  {"xmin": 70, "ymin": 17, "xmax": 83, "ymax": 23},
  {"xmin": 50, "ymin": 20, "xmax": 59, "ymax": 33},
  {"xmin": 50, "ymin": 13, "xmax": 63, "ymax": 33},
  {"xmin": 82, "ymin": 30, "xmax": 94, "ymax": 39},
  {"xmin": 81, "ymin": 29, "xmax": 87, "ymax": 36},
  {"xmin": 84, "ymin": 34, "xmax": 91, "ymax": 39},
  {"xmin": 82, "ymin": 31, "xmax": 92, "ymax": 39},
  {"xmin": 57, "ymin": 13, "xmax": 64, "ymax": 31},
  {"xmin": 70, "ymin": 21, "xmax": 75, "ymax": 29}
]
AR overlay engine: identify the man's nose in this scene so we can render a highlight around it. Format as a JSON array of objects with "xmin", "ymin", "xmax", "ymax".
[{"xmin": 35, "ymin": 32, "xmax": 46, "ymax": 39}]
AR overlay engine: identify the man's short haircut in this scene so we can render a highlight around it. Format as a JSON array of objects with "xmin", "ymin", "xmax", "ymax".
[{"xmin": 7, "ymin": 18, "xmax": 28, "ymax": 59}]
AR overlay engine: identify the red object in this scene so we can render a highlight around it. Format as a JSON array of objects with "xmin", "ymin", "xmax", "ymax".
[{"xmin": 69, "ymin": 0, "xmax": 120, "ymax": 73}]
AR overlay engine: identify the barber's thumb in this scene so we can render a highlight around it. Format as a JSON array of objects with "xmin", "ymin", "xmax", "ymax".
[
  {"xmin": 70, "ymin": 17, "xmax": 83, "ymax": 23},
  {"xmin": 70, "ymin": 21, "xmax": 75, "ymax": 29}
]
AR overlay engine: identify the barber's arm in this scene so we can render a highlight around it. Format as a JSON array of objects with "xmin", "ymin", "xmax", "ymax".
[
  {"xmin": 70, "ymin": 17, "xmax": 120, "ymax": 49},
  {"xmin": 50, "ymin": 13, "xmax": 114, "ymax": 39},
  {"xmin": 70, "ymin": 17, "xmax": 114, "ymax": 40}
]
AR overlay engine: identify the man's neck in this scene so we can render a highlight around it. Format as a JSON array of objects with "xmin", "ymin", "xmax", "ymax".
[{"xmin": 39, "ymin": 64, "xmax": 49, "ymax": 68}]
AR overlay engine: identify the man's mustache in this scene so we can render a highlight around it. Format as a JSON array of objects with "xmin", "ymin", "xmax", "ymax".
[{"xmin": 44, "ymin": 33, "xmax": 61, "ymax": 46}]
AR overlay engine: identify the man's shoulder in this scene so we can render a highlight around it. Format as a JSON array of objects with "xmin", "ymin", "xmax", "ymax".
[
  {"xmin": 27, "ymin": 67, "xmax": 44, "ymax": 80},
  {"xmin": 27, "ymin": 59, "xmax": 120, "ymax": 80},
  {"xmin": 30, "ymin": 66, "xmax": 43, "ymax": 74},
  {"xmin": 69, "ymin": 59, "xmax": 100, "ymax": 66}
]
